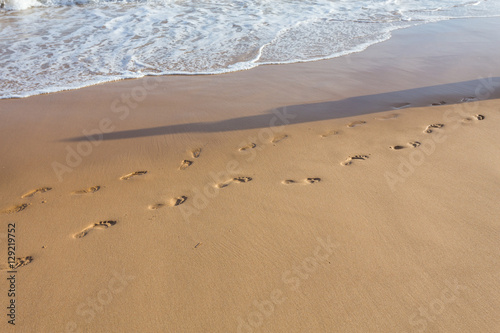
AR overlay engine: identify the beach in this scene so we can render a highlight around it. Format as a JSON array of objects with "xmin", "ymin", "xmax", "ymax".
[{"xmin": 1, "ymin": 17, "xmax": 500, "ymax": 332}]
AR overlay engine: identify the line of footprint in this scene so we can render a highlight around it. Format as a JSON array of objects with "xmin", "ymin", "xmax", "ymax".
[
  {"xmin": 0, "ymin": 148, "xmax": 205, "ymax": 254},
  {"xmin": 318, "ymin": 107, "xmax": 485, "ymax": 165},
  {"xmin": 1, "ymin": 99, "xmax": 486, "ymax": 271},
  {"xmin": 1, "ymin": 105, "xmax": 487, "ymax": 269},
  {"xmin": 3, "ymin": 109, "xmax": 487, "ymax": 216}
]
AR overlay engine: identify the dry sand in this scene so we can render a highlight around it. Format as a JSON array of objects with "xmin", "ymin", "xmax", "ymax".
[{"xmin": 1, "ymin": 18, "xmax": 500, "ymax": 332}]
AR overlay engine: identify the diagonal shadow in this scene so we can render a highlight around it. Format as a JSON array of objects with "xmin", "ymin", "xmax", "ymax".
[{"xmin": 63, "ymin": 78, "xmax": 499, "ymax": 142}]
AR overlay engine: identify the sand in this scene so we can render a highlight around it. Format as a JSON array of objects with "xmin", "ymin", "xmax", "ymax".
[{"xmin": 1, "ymin": 18, "xmax": 500, "ymax": 332}]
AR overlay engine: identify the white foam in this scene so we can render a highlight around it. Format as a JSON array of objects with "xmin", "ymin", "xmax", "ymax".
[
  {"xmin": 1, "ymin": 0, "xmax": 500, "ymax": 98},
  {"xmin": 1, "ymin": 0, "xmax": 40, "ymax": 10}
]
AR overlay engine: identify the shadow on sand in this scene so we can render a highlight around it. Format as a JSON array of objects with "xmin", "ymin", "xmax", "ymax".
[{"xmin": 63, "ymin": 78, "xmax": 499, "ymax": 142}]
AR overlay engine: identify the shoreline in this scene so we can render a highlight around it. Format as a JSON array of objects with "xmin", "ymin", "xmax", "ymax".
[
  {"xmin": 1, "ymin": 17, "xmax": 499, "ymax": 333},
  {"xmin": 0, "ymin": 21, "xmax": 397, "ymax": 101},
  {"xmin": 0, "ymin": 16, "xmax": 498, "ymax": 101}
]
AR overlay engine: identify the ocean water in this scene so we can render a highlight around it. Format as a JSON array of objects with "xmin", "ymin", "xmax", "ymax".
[{"xmin": 1, "ymin": 0, "xmax": 500, "ymax": 99}]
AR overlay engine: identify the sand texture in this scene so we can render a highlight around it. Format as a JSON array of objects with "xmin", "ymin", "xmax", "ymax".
[{"xmin": 0, "ymin": 18, "xmax": 500, "ymax": 333}]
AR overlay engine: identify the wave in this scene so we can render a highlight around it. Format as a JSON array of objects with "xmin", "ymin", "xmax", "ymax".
[{"xmin": 1, "ymin": 0, "xmax": 500, "ymax": 98}]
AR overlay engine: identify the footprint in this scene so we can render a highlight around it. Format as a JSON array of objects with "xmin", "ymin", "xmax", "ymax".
[
  {"xmin": 409, "ymin": 141, "xmax": 421, "ymax": 148},
  {"xmin": 149, "ymin": 203, "xmax": 165, "ymax": 210},
  {"xmin": 233, "ymin": 177, "xmax": 252, "ymax": 183},
  {"xmin": 341, "ymin": 155, "xmax": 369, "ymax": 166},
  {"xmin": 179, "ymin": 160, "xmax": 193, "ymax": 170},
  {"xmin": 2, "ymin": 203, "xmax": 29, "ymax": 214},
  {"xmin": 72, "ymin": 186, "xmax": 100, "ymax": 195},
  {"xmin": 191, "ymin": 148, "xmax": 202, "ymax": 158},
  {"xmin": 216, "ymin": 177, "xmax": 253, "ymax": 188},
  {"xmin": 346, "ymin": 120, "xmax": 366, "ymax": 128},
  {"xmin": 431, "ymin": 101, "xmax": 446, "ymax": 106},
  {"xmin": 272, "ymin": 134, "xmax": 288, "ymax": 144},
  {"xmin": 376, "ymin": 113, "xmax": 399, "ymax": 120},
  {"xmin": 390, "ymin": 141, "xmax": 421, "ymax": 150},
  {"xmin": 239, "ymin": 143, "xmax": 257, "ymax": 151},
  {"xmin": 282, "ymin": 178, "xmax": 321, "ymax": 185},
  {"xmin": 171, "ymin": 196, "xmax": 188, "ymax": 206},
  {"xmin": 321, "ymin": 130, "xmax": 339, "ymax": 138},
  {"xmin": 21, "ymin": 187, "xmax": 52, "ymax": 198},
  {"xmin": 120, "ymin": 171, "xmax": 147, "ymax": 180},
  {"xmin": 463, "ymin": 114, "xmax": 485, "ymax": 123},
  {"xmin": 424, "ymin": 124, "xmax": 444, "ymax": 133},
  {"xmin": 1, "ymin": 256, "xmax": 33, "ymax": 271},
  {"xmin": 73, "ymin": 220, "xmax": 117, "ymax": 239}
]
